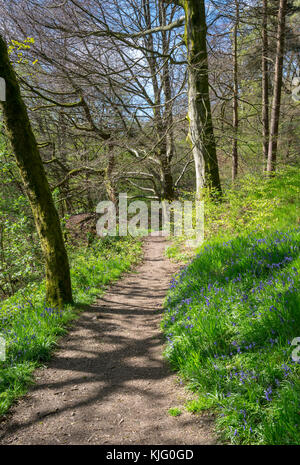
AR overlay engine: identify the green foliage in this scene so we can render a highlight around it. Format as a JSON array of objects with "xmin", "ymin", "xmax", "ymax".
[
  {"xmin": 186, "ymin": 395, "xmax": 216, "ymax": 413},
  {"xmin": 165, "ymin": 244, "xmax": 192, "ymax": 263},
  {"xmin": 7, "ymin": 37, "xmax": 38, "ymax": 72},
  {"xmin": 168, "ymin": 167, "xmax": 299, "ymax": 262},
  {"xmin": 168, "ymin": 407, "xmax": 182, "ymax": 417},
  {"xmin": 204, "ymin": 167, "xmax": 299, "ymax": 239}
]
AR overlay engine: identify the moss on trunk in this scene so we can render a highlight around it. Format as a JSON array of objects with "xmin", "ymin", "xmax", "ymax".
[{"xmin": 0, "ymin": 35, "xmax": 73, "ymax": 307}]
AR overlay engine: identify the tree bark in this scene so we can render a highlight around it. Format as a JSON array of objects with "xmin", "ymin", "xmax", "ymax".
[
  {"xmin": 104, "ymin": 147, "xmax": 117, "ymax": 205},
  {"xmin": 232, "ymin": 0, "xmax": 239, "ymax": 182},
  {"xmin": 0, "ymin": 34, "xmax": 73, "ymax": 306},
  {"xmin": 182, "ymin": 0, "xmax": 222, "ymax": 197},
  {"xmin": 262, "ymin": 0, "xmax": 270, "ymax": 170},
  {"xmin": 159, "ymin": 0, "xmax": 176, "ymax": 199},
  {"xmin": 143, "ymin": 0, "xmax": 175, "ymax": 201},
  {"xmin": 267, "ymin": 0, "xmax": 287, "ymax": 173}
]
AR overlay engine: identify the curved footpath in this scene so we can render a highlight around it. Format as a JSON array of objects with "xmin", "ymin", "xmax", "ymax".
[{"xmin": 0, "ymin": 236, "xmax": 216, "ymax": 445}]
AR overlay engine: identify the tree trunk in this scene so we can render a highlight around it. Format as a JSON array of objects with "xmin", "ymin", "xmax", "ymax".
[
  {"xmin": 232, "ymin": 0, "xmax": 239, "ymax": 182},
  {"xmin": 159, "ymin": 0, "xmax": 176, "ymax": 200},
  {"xmin": 262, "ymin": 0, "xmax": 270, "ymax": 170},
  {"xmin": 183, "ymin": 0, "xmax": 222, "ymax": 197},
  {"xmin": 144, "ymin": 0, "xmax": 175, "ymax": 201},
  {"xmin": 0, "ymin": 34, "xmax": 73, "ymax": 306},
  {"xmin": 158, "ymin": 147, "xmax": 175, "ymax": 201},
  {"xmin": 57, "ymin": 109, "xmax": 73, "ymax": 215},
  {"xmin": 104, "ymin": 147, "xmax": 117, "ymax": 205},
  {"xmin": 267, "ymin": 0, "xmax": 287, "ymax": 173}
]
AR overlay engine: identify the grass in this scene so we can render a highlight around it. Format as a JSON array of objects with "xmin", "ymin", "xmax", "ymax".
[
  {"xmin": 162, "ymin": 167, "xmax": 300, "ymax": 444},
  {"xmin": 0, "ymin": 235, "xmax": 142, "ymax": 416},
  {"xmin": 168, "ymin": 407, "xmax": 182, "ymax": 417},
  {"xmin": 167, "ymin": 166, "xmax": 299, "ymax": 263}
]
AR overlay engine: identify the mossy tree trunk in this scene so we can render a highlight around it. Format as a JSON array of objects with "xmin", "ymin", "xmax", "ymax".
[
  {"xmin": 0, "ymin": 34, "xmax": 73, "ymax": 307},
  {"xmin": 182, "ymin": 0, "xmax": 222, "ymax": 197}
]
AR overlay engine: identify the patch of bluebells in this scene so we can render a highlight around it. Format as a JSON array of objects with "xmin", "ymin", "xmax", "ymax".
[
  {"xmin": 163, "ymin": 228, "xmax": 300, "ymax": 443},
  {"xmin": 0, "ymin": 299, "xmax": 68, "ymax": 368},
  {"xmin": 264, "ymin": 386, "xmax": 273, "ymax": 401}
]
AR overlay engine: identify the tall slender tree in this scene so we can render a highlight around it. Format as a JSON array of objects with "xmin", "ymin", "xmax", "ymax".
[
  {"xmin": 232, "ymin": 0, "xmax": 239, "ymax": 182},
  {"xmin": 262, "ymin": 0, "xmax": 270, "ymax": 170},
  {"xmin": 267, "ymin": 0, "xmax": 287, "ymax": 173},
  {"xmin": 0, "ymin": 34, "xmax": 73, "ymax": 306}
]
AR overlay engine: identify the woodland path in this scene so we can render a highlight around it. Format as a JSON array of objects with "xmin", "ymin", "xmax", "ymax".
[{"xmin": 0, "ymin": 236, "xmax": 216, "ymax": 445}]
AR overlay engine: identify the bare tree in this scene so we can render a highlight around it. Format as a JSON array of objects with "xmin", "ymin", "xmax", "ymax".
[
  {"xmin": 267, "ymin": 0, "xmax": 288, "ymax": 173},
  {"xmin": 1, "ymin": 0, "xmax": 190, "ymax": 201},
  {"xmin": 262, "ymin": 0, "xmax": 270, "ymax": 170},
  {"xmin": 232, "ymin": 0, "xmax": 239, "ymax": 181}
]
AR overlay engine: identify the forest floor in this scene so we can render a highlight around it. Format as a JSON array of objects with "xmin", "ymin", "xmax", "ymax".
[{"xmin": 0, "ymin": 236, "xmax": 216, "ymax": 445}]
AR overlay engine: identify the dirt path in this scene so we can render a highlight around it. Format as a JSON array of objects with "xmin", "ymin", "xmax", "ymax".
[{"xmin": 0, "ymin": 236, "xmax": 216, "ymax": 445}]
